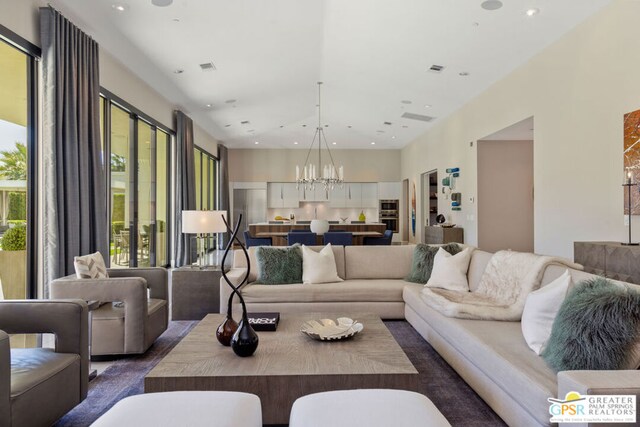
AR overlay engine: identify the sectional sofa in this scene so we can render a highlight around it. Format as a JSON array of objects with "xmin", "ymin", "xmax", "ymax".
[{"xmin": 221, "ymin": 244, "xmax": 640, "ymax": 427}]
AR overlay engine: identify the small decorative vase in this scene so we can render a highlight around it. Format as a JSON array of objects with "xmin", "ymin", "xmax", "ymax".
[
  {"xmin": 358, "ymin": 211, "xmax": 366, "ymax": 222},
  {"xmin": 216, "ymin": 314, "xmax": 238, "ymax": 346},
  {"xmin": 310, "ymin": 219, "xmax": 330, "ymax": 235},
  {"xmin": 231, "ymin": 313, "xmax": 259, "ymax": 357}
]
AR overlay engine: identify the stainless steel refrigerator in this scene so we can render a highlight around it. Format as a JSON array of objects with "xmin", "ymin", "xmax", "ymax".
[{"xmin": 233, "ymin": 188, "xmax": 267, "ymax": 244}]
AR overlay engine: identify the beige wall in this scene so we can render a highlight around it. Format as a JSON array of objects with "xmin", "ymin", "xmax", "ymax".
[
  {"xmin": 0, "ymin": 0, "xmax": 219, "ymax": 153},
  {"xmin": 401, "ymin": 0, "xmax": 640, "ymax": 259},
  {"xmin": 229, "ymin": 149, "xmax": 401, "ymax": 182},
  {"xmin": 477, "ymin": 140, "xmax": 534, "ymax": 253}
]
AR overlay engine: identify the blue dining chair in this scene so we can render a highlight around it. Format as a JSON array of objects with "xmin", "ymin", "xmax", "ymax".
[
  {"xmin": 287, "ymin": 232, "xmax": 317, "ymax": 246},
  {"xmin": 323, "ymin": 232, "xmax": 353, "ymax": 246},
  {"xmin": 363, "ymin": 230, "xmax": 394, "ymax": 246},
  {"xmin": 244, "ymin": 230, "xmax": 272, "ymax": 248}
]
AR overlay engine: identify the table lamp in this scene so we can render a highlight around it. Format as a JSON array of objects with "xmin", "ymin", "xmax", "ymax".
[{"xmin": 182, "ymin": 210, "xmax": 227, "ymax": 267}]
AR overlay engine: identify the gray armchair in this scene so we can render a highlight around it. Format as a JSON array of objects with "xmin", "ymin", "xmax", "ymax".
[
  {"xmin": 50, "ymin": 268, "xmax": 168, "ymax": 356},
  {"xmin": 0, "ymin": 299, "xmax": 89, "ymax": 427}
]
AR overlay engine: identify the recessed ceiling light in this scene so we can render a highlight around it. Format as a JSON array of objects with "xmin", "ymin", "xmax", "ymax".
[
  {"xmin": 302, "ymin": 124, "xmax": 307, "ymax": 127},
  {"xmin": 526, "ymin": 8, "xmax": 540, "ymax": 17},
  {"xmin": 151, "ymin": 0, "xmax": 173, "ymax": 6},
  {"xmin": 224, "ymin": 124, "xmax": 231, "ymax": 127},
  {"xmin": 332, "ymin": 142, "xmax": 337, "ymax": 145},
  {"xmin": 173, "ymin": 69, "xmax": 184, "ymax": 74},
  {"xmin": 280, "ymin": 125, "xmax": 284, "ymax": 128},
  {"xmin": 347, "ymin": 125, "xmax": 352, "ymax": 128},
  {"xmin": 459, "ymin": 72, "xmax": 470, "ymax": 76},
  {"xmin": 401, "ymin": 100, "xmax": 412, "ymax": 105},
  {"xmin": 392, "ymin": 136, "xmax": 396, "ymax": 139},
  {"xmin": 370, "ymin": 142, "xmax": 376, "ymax": 145},
  {"xmin": 254, "ymin": 141, "xmax": 259, "ymax": 145},
  {"xmin": 205, "ymin": 104, "xmax": 212, "ymax": 108},
  {"xmin": 481, "ymin": 0, "xmax": 503, "ymax": 11},
  {"xmin": 172, "ymin": 18, "xmax": 180, "ymax": 22},
  {"xmin": 293, "ymin": 141, "xmax": 298, "ymax": 145},
  {"xmin": 225, "ymin": 99, "xmax": 237, "ymax": 104},
  {"xmin": 111, "ymin": 3, "xmax": 128, "ymax": 12},
  {"xmin": 424, "ymin": 104, "xmax": 432, "ymax": 108}
]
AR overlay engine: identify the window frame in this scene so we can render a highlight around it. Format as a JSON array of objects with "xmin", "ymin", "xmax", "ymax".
[
  {"xmin": 0, "ymin": 24, "xmax": 40, "ymax": 299},
  {"xmin": 100, "ymin": 89, "xmax": 174, "ymax": 268}
]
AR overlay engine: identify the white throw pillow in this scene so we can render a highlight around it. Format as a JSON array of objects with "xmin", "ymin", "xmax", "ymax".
[
  {"xmin": 74, "ymin": 252, "xmax": 109, "ymax": 279},
  {"xmin": 301, "ymin": 244, "xmax": 343, "ymax": 284},
  {"xmin": 425, "ymin": 247, "xmax": 472, "ymax": 292},
  {"xmin": 521, "ymin": 270, "xmax": 572, "ymax": 355}
]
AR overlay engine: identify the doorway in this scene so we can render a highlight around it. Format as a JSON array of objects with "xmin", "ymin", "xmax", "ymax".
[
  {"xmin": 477, "ymin": 117, "xmax": 534, "ymax": 252},
  {"xmin": 421, "ymin": 170, "xmax": 438, "ymax": 236}
]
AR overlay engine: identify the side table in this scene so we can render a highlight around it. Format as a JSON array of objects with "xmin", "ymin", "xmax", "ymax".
[{"xmin": 170, "ymin": 267, "xmax": 225, "ymax": 320}]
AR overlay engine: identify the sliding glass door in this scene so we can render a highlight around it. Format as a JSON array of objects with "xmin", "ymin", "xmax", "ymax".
[
  {"xmin": 0, "ymin": 39, "xmax": 36, "ymax": 304},
  {"xmin": 104, "ymin": 95, "xmax": 172, "ymax": 268}
]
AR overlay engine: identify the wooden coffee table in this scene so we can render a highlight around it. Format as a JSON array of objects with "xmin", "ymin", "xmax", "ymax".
[{"xmin": 145, "ymin": 313, "xmax": 418, "ymax": 424}]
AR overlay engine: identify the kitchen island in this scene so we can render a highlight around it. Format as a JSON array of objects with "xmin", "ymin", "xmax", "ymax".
[{"xmin": 249, "ymin": 222, "xmax": 387, "ymax": 246}]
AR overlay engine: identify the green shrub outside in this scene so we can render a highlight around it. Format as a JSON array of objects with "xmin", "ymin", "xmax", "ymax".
[
  {"xmin": 2, "ymin": 225, "xmax": 26, "ymax": 251},
  {"xmin": 7, "ymin": 192, "xmax": 26, "ymax": 221}
]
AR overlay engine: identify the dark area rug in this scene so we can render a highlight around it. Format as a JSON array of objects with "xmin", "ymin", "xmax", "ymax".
[{"xmin": 56, "ymin": 320, "xmax": 505, "ymax": 427}]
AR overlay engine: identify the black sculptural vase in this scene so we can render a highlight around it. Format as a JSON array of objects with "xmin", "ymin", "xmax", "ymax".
[
  {"xmin": 231, "ymin": 311, "xmax": 259, "ymax": 357},
  {"xmin": 216, "ymin": 214, "xmax": 259, "ymax": 356}
]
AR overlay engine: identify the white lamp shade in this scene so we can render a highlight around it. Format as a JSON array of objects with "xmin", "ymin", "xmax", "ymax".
[
  {"xmin": 310, "ymin": 219, "xmax": 330, "ymax": 235},
  {"xmin": 182, "ymin": 210, "xmax": 227, "ymax": 234}
]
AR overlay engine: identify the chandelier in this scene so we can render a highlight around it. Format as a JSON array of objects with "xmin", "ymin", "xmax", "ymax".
[{"xmin": 295, "ymin": 82, "xmax": 344, "ymax": 190}]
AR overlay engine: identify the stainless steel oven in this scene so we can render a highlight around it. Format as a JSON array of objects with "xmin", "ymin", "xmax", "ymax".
[{"xmin": 379, "ymin": 199, "xmax": 399, "ymax": 233}]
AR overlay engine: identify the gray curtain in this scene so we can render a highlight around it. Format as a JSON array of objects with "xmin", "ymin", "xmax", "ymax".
[
  {"xmin": 173, "ymin": 111, "xmax": 196, "ymax": 267},
  {"xmin": 218, "ymin": 144, "xmax": 230, "ymax": 248},
  {"xmin": 41, "ymin": 7, "xmax": 107, "ymax": 292}
]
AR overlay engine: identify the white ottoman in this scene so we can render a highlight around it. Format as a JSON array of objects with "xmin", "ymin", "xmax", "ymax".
[
  {"xmin": 91, "ymin": 391, "xmax": 262, "ymax": 427},
  {"xmin": 290, "ymin": 389, "xmax": 451, "ymax": 427}
]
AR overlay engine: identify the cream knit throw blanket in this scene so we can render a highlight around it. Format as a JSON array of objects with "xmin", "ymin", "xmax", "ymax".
[{"xmin": 420, "ymin": 250, "xmax": 582, "ymax": 320}]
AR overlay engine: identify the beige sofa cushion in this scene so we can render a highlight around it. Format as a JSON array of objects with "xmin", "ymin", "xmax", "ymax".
[
  {"xmin": 235, "ymin": 246, "xmax": 346, "ymax": 283},
  {"xmin": 345, "ymin": 245, "xmax": 415, "ymax": 280},
  {"xmin": 242, "ymin": 279, "xmax": 420, "ymax": 304},
  {"xmin": 405, "ymin": 285, "xmax": 556, "ymax": 425}
]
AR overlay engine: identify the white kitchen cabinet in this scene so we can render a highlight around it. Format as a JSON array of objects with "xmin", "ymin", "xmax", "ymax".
[
  {"xmin": 378, "ymin": 182, "xmax": 401, "ymax": 200},
  {"xmin": 345, "ymin": 183, "xmax": 362, "ymax": 208},
  {"xmin": 267, "ymin": 183, "xmax": 282, "ymax": 208},
  {"xmin": 328, "ymin": 185, "xmax": 346, "ymax": 208},
  {"xmin": 282, "ymin": 183, "xmax": 300, "ymax": 208},
  {"xmin": 299, "ymin": 185, "xmax": 329, "ymax": 202},
  {"xmin": 361, "ymin": 183, "xmax": 378, "ymax": 208},
  {"xmin": 267, "ymin": 183, "xmax": 300, "ymax": 208}
]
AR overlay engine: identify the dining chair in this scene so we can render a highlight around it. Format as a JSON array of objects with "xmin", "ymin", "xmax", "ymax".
[
  {"xmin": 244, "ymin": 230, "xmax": 272, "ymax": 248},
  {"xmin": 363, "ymin": 230, "xmax": 394, "ymax": 245},
  {"xmin": 323, "ymin": 232, "xmax": 353, "ymax": 246},
  {"xmin": 287, "ymin": 232, "xmax": 317, "ymax": 246}
]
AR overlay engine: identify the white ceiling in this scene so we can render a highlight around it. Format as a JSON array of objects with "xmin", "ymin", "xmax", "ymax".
[{"xmin": 53, "ymin": 0, "xmax": 611, "ymax": 149}]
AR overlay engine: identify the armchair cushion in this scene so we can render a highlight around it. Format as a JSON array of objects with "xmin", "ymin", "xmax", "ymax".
[
  {"xmin": 10, "ymin": 348, "xmax": 80, "ymax": 397},
  {"xmin": 74, "ymin": 252, "xmax": 109, "ymax": 279}
]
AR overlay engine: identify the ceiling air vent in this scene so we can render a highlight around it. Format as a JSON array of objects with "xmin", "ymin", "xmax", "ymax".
[
  {"xmin": 428, "ymin": 64, "xmax": 445, "ymax": 73},
  {"xmin": 199, "ymin": 62, "xmax": 217, "ymax": 71},
  {"xmin": 401, "ymin": 112, "xmax": 435, "ymax": 122}
]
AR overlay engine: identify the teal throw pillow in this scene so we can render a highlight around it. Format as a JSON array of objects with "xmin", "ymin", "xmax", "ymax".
[
  {"xmin": 405, "ymin": 243, "xmax": 462, "ymax": 283},
  {"xmin": 541, "ymin": 277, "xmax": 640, "ymax": 371},
  {"xmin": 254, "ymin": 245, "xmax": 303, "ymax": 285}
]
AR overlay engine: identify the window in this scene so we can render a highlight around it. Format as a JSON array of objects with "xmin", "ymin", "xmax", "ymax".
[
  {"xmin": 0, "ymin": 36, "xmax": 37, "ymax": 297},
  {"xmin": 194, "ymin": 147, "xmax": 219, "ymax": 252},
  {"xmin": 0, "ymin": 27, "xmax": 39, "ymax": 347},
  {"xmin": 101, "ymin": 91, "xmax": 173, "ymax": 268}
]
